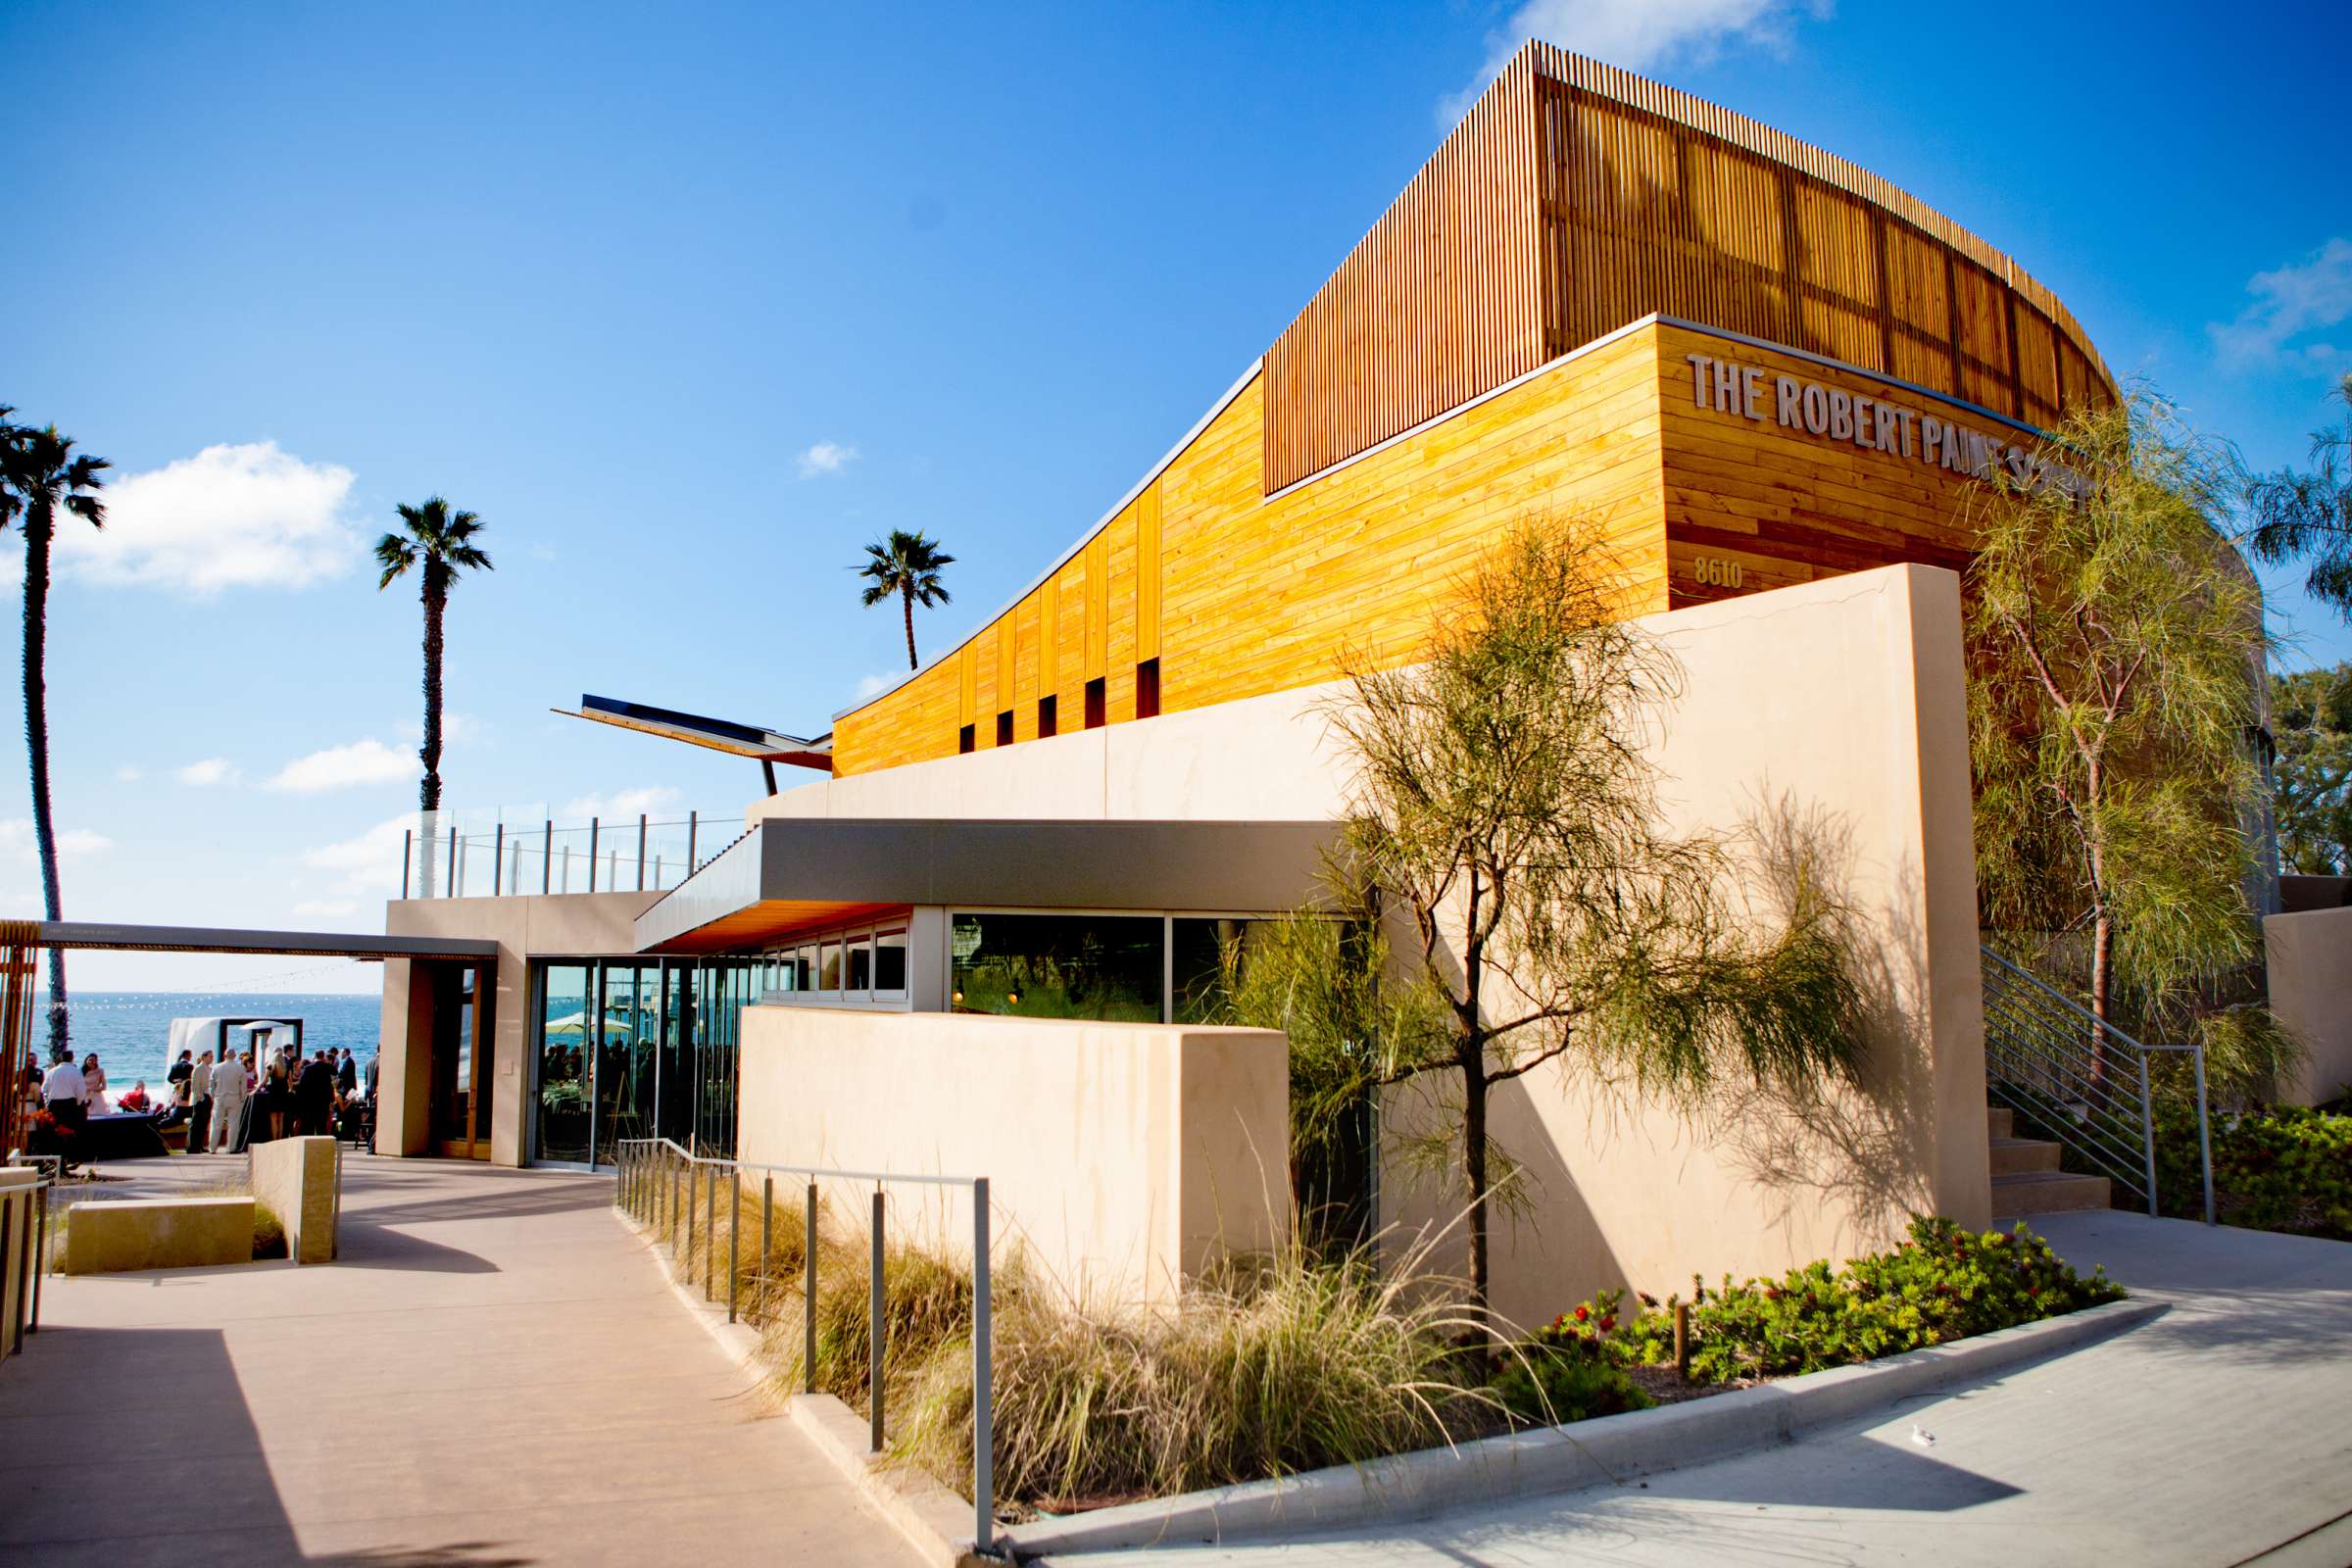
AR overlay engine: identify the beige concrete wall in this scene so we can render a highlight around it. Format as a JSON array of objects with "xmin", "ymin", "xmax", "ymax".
[
  {"xmin": 1, "ymin": 1167, "xmax": 34, "ymax": 1352},
  {"xmin": 735, "ymin": 1005, "xmax": 1290, "ymax": 1306},
  {"xmin": 380, "ymin": 893, "xmax": 658, "ymax": 1165},
  {"xmin": 2265, "ymin": 906, "xmax": 2352, "ymax": 1105},
  {"xmin": 63, "ymin": 1197, "xmax": 255, "ymax": 1274},
  {"xmin": 250, "ymin": 1136, "xmax": 339, "ymax": 1264},
  {"xmin": 762, "ymin": 564, "xmax": 1987, "ymax": 1326}
]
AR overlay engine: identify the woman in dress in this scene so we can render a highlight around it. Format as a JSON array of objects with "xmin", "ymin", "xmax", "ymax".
[
  {"xmin": 263, "ymin": 1045, "xmax": 293, "ymax": 1142},
  {"xmin": 80, "ymin": 1053, "xmax": 109, "ymax": 1115}
]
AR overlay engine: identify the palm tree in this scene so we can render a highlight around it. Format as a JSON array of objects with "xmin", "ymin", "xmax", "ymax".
[
  {"xmin": 858, "ymin": 529, "xmax": 956, "ymax": 669},
  {"xmin": 374, "ymin": 498, "xmax": 492, "ymax": 826},
  {"xmin": 0, "ymin": 410, "xmax": 108, "ymax": 1057}
]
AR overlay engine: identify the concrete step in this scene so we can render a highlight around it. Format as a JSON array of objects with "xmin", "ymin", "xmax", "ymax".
[
  {"xmin": 1991, "ymin": 1169, "xmax": 2112, "ymax": 1218},
  {"xmin": 1990, "ymin": 1136, "xmax": 2061, "ymax": 1176},
  {"xmin": 1987, "ymin": 1104, "xmax": 2014, "ymax": 1140}
]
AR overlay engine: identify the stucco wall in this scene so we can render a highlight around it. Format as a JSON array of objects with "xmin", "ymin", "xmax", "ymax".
[
  {"xmin": 759, "ymin": 563, "xmax": 1987, "ymax": 1324},
  {"xmin": 379, "ymin": 892, "xmax": 658, "ymax": 1164},
  {"xmin": 734, "ymin": 1006, "xmax": 1290, "ymax": 1305},
  {"xmin": 2265, "ymin": 906, "xmax": 2352, "ymax": 1105}
]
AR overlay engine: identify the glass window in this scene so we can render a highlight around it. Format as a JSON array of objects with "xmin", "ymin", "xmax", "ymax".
[
  {"xmin": 950, "ymin": 912, "xmax": 1163, "ymax": 1023},
  {"xmin": 847, "ymin": 933, "xmax": 872, "ymax": 993},
  {"xmin": 819, "ymin": 941, "xmax": 843, "ymax": 992},
  {"xmin": 534, "ymin": 963, "xmax": 593, "ymax": 1164},
  {"xmin": 796, "ymin": 947, "xmax": 815, "ymax": 991},
  {"xmin": 874, "ymin": 930, "xmax": 908, "ymax": 995}
]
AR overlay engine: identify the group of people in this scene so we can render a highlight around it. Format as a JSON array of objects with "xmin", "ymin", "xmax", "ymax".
[
  {"xmin": 166, "ymin": 1041, "xmax": 370, "ymax": 1154},
  {"xmin": 13, "ymin": 1039, "xmax": 377, "ymax": 1163}
]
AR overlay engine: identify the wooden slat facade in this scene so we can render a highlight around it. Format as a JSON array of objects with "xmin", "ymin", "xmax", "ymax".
[{"xmin": 1263, "ymin": 42, "xmax": 2114, "ymax": 493}]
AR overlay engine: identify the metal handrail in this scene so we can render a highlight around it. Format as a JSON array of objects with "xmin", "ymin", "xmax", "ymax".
[
  {"xmin": 612, "ymin": 1138, "xmax": 996, "ymax": 1557},
  {"xmin": 1981, "ymin": 947, "xmax": 2215, "ymax": 1223}
]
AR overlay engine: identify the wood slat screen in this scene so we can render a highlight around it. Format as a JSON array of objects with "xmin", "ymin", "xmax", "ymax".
[{"xmin": 1263, "ymin": 42, "xmax": 2116, "ymax": 494}]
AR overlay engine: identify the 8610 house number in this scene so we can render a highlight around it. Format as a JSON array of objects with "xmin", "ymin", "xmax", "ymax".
[{"xmin": 1690, "ymin": 555, "xmax": 1744, "ymax": 589}]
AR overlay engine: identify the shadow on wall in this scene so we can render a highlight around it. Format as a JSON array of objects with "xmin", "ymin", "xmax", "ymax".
[{"xmin": 1704, "ymin": 791, "xmax": 1937, "ymax": 1256}]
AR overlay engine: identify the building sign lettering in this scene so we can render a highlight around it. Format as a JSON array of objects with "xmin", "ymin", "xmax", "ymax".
[{"xmin": 1684, "ymin": 353, "xmax": 2088, "ymax": 502}]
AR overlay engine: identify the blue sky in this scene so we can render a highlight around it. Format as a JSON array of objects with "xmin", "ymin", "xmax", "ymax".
[{"xmin": 3, "ymin": 0, "xmax": 2347, "ymax": 992}]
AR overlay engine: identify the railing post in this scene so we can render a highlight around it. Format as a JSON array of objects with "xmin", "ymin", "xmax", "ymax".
[
  {"xmin": 687, "ymin": 810, "xmax": 699, "ymax": 873},
  {"xmin": 685, "ymin": 1157, "xmax": 696, "ymax": 1263},
  {"xmin": 869, "ymin": 1189, "xmax": 887, "ymax": 1453},
  {"xmin": 493, "ymin": 823, "xmax": 504, "ymax": 899},
  {"xmin": 2136, "ymin": 1053, "xmax": 2158, "ymax": 1218},
  {"xmin": 637, "ymin": 814, "xmax": 649, "ymax": 892},
  {"xmin": 2193, "ymin": 1045, "xmax": 2217, "ymax": 1226},
  {"xmin": 401, "ymin": 829, "xmax": 412, "ymax": 900},
  {"xmin": 445, "ymin": 823, "xmax": 458, "ymax": 897},
  {"xmin": 973, "ymin": 1177, "xmax": 994, "ymax": 1555},
  {"xmin": 542, "ymin": 820, "xmax": 553, "ymax": 895},
  {"xmin": 760, "ymin": 1175, "xmax": 773, "ymax": 1324},
  {"xmin": 704, "ymin": 1160, "xmax": 716, "ymax": 1299},
  {"xmin": 804, "ymin": 1182, "xmax": 819, "ymax": 1394},
  {"xmin": 727, "ymin": 1168, "xmax": 741, "ymax": 1323},
  {"xmin": 589, "ymin": 817, "xmax": 601, "ymax": 894}
]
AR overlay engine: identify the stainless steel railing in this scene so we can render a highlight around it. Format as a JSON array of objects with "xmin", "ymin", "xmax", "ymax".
[
  {"xmin": 613, "ymin": 1138, "xmax": 996, "ymax": 1556},
  {"xmin": 1980, "ymin": 946, "xmax": 2215, "ymax": 1223},
  {"xmin": 395, "ymin": 809, "xmax": 734, "ymax": 900}
]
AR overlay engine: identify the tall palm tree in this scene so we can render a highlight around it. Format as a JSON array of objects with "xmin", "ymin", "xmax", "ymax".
[
  {"xmin": 374, "ymin": 498, "xmax": 492, "ymax": 822},
  {"xmin": 858, "ymin": 529, "xmax": 955, "ymax": 670},
  {"xmin": 0, "ymin": 410, "xmax": 108, "ymax": 1056}
]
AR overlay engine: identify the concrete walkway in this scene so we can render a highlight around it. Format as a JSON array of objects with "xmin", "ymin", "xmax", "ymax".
[
  {"xmin": 0, "ymin": 1154, "xmax": 919, "ymax": 1567},
  {"xmin": 1057, "ymin": 1211, "xmax": 2352, "ymax": 1567}
]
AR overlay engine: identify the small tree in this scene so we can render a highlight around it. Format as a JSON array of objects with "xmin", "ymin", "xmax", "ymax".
[
  {"xmin": 2271, "ymin": 663, "xmax": 2352, "ymax": 876},
  {"xmin": 2243, "ymin": 372, "xmax": 2352, "ymax": 621},
  {"xmin": 1321, "ymin": 520, "xmax": 1863, "ymax": 1342},
  {"xmin": 1967, "ymin": 393, "xmax": 2272, "ymax": 1070}
]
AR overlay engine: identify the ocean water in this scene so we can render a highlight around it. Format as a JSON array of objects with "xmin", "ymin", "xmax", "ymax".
[{"xmin": 28, "ymin": 992, "xmax": 383, "ymax": 1107}]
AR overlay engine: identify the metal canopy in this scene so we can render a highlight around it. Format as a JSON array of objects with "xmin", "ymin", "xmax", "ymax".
[
  {"xmin": 557, "ymin": 694, "xmax": 832, "ymax": 769},
  {"xmin": 635, "ymin": 817, "xmax": 1344, "ymax": 954},
  {"xmin": 30, "ymin": 921, "xmax": 498, "ymax": 961}
]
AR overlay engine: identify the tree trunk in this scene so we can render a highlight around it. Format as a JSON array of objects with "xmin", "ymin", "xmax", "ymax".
[
  {"xmin": 2089, "ymin": 907, "xmax": 2114, "ymax": 1088},
  {"xmin": 1461, "ymin": 1043, "xmax": 1492, "ymax": 1365},
  {"xmin": 21, "ymin": 505, "xmax": 66, "ymax": 1057},
  {"xmin": 901, "ymin": 585, "xmax": 918, "ymax": 670},
  {"xmin": 419, "ymin": 570, "xmax": 446, "ymax": 812}
]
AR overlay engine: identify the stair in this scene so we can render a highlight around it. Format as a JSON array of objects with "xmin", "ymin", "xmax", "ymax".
[{"xmin": 1986, "ymin": 1105, "xmax": 2112, "ymax": 1218}]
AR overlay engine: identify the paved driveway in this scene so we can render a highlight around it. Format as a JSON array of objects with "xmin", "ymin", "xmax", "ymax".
[
  {"xmin": 1055, "ymin": 1211, "xmax": 2352, "ymax": 1567},
  {"xmin": 0, "ymin": 1155, "xmax": 918, "ymax": 1568}
]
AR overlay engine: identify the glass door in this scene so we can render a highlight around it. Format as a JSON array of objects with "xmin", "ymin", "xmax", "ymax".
[
  {"xmin": 532, "ymin": 963, "xmax": 593, "ymax": 1165},
  {"xmin": 429, "ymin": 964, "xmax": 492, "ymax": 1159}
]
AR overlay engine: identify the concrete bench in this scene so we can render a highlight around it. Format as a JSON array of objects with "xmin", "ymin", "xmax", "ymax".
[{"xmin": 62, "ymin": 1196, "xmax": 254, "ymax": 1274}]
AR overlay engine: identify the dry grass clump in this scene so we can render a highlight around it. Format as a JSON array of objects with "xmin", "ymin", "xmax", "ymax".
[{"xmin": 895, "ymin": 1239, "xmax": 1502, "ymax": 1512}]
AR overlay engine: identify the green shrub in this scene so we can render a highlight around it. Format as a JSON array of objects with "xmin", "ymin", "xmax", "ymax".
[
  {"xmin": 1535, "ymin": 1218, "xmax": 2124, "ymax": 1386},
  {"xmin": 1490, "ymin": 1296, "xmax": 1654, "ymax": 1424},
  {"xmin": 2157, "ymin": 1102, "xmax": 2352, "ymax": 1240}
]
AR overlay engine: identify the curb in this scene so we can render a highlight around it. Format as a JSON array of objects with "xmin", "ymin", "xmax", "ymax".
[
  {"xmin": 615, "ymin": 1206, "xmax": 994, "ymax": 1568},
  {"xmin": 1003, "ymin": 1295, "xmax": 2166, "ymax": 1559}
]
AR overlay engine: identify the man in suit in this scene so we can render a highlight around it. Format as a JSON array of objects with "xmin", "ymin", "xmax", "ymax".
[
  {"xmin": 296, "ymin": 1049, "xmax": 335, "ymax": 1137},
  {"xmin": 335, "ymin": 1048, "xmax": 358, "ymax": 1098}
]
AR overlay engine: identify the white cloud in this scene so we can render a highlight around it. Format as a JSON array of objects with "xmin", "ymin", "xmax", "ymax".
[
  {"xmin": 7, "ymin": 440, "xmax": 366, "ymax": 596},
  {"xmin": 2209, "ymin": 237, "xmax": 2352, "ymax": 374},
  {"xmin": 301, "ymin": 812, "xmax": 415, "ymax": 896},
  {"xmin": 174, "ymin": 758, "xmax": 241, "ymax": 787},
  {"xmin": 0, "ymin": 819, "xmax": 113, "ymax": 860},
  {"xmin": 1443, "ymin": 0, "xmax": 1831, "ymax": 123},
  {"xmin": 292, "ymin": 898, "xmax": 361, "ymax": 919},
  {"xmin": 557, "ymin": 786, "xmax": 683, "ymax": 820},
  {"xmin": 265, "ymin": 738, "xmax": 416, "ymax": 793},
  {"xmin": 113, "ymin": 765, "xmax": 141, "ymax": 783},
  {"xmin": 797, "ymin": 440, "xmax": 859, "ymax": 478}
]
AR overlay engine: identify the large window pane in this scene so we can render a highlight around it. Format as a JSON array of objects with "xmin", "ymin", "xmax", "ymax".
[
  {"xmin": 1171, "ymin": 917, "xmax": 1263, "ymax": 1024},
  {"xmin": 596, "ymin": 964, "xmax": 658, "ymax": 1159},
  {"xmin": 535, "ymin": 963, "xmax": 593, "ymax": 1164},
  {"xmin": 950, "ymin": 912, "xmax": 1163, "ymax": 1023},
  {"xmin": 847, "ymin": 934, "xmax": 872, "ymax": 993},
  {"xmin": 874, "ymin": 930, "xmax": 908, "ymax": 994}
]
